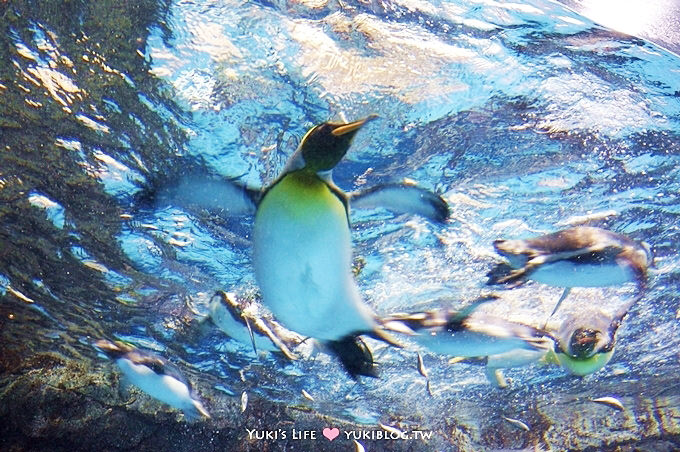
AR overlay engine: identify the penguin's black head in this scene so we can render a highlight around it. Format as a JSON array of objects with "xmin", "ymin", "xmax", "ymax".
[
  {"xmin": 567, "ymin": 328, "xmax": 602, "ymax": 359},
  {"xmin": 299, "ymin": 115, "xmax": 377, "ymax": 173}
]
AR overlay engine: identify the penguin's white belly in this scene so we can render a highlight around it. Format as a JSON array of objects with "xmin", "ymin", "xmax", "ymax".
[
  {"xmin": 486, "ymin": 348, "xmax": 547, "ymax": 369},
  {"xmin": 253, "ymin": 175, "xmax": 374, "ymax": 341},
  {"xmin": 116, "ymin": 358, "xmax": 192, "ymax": 410},
  {"xmin": 531, "ymin": 260, "xmax": 633, "ymax": 287},
  {"xmin": 416, "ymin": 331, "xmax": 531, "ymax": 358}
]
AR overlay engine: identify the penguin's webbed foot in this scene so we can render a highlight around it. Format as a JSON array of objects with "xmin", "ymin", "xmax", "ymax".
[{"xmin": 326, "ymin": 336, "xmax": 378, "ymax": 380}]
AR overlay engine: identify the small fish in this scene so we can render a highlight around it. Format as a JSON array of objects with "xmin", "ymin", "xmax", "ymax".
[
  {"xmin": 379, "ymin": 423, "xmax": 405, "ymax": 437},
  {"xmin": 353, "ymin": 440, "xmax": 366, "ymax": 452},
  {"xmin": 417, "ymin": 352, "xmax": 429, "ymax": 378},
  {"xmin": 502, "ymin": 416, "xmax": 530, "ymax": 431},
  {"xmin": 426, "ymin": 380, "xmax": 434, "ymax": 397},
  {"xmin": 241, "ymin": 391, "xmax": 248, "ymax": 413},
  {"xmin": 416, "ymin": 353, "xmax": 434, "ymax": 396},
  {"xmin": 301, "ymin": 389, "xmax": 315, "ymax": 402},
  {"xmin": 7, "ymin": 286, "xmax": 35, "ymax": 303},
  {"xmin": 591, "ymin": 396, "xmax": 624, "ymax": 411}
]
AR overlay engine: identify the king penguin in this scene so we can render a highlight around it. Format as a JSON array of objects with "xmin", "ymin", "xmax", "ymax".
[
  {"xmin": 545, "ymin": 298, "xmax": 635, "ymax": 376},
  {"xmin": 150, "ymin": 115, "xmax": 449, "ymax": 377},
  {"xmin": 251, "ymin": 115, "xmax": 449, "ymax": 378},
  {"xmin": 487, "ymin": 226, "xmax": 652, "ymax": 318},
  {"xmin": 95, "ymin": 339, "xmax": 211, "ymax": 420}
]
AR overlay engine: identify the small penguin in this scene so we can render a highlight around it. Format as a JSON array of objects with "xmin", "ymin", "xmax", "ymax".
[
  {"xmin": 488, "ymin": 226, "xmax": 652, "ymax": 317},
  {"xmin": 382, "ymin": 296, "xmax": 550, "ymax": 359},
  {"xmin": 545, "ymin": 299, "xmax": 635, "ymax": 376},
  {"xmin": 208, "ymin": 290, "xmax": 302, "ymax": 360},
  {"xmin": 95, "ymin": 339, "xmax": 210, "ymax": 420}
]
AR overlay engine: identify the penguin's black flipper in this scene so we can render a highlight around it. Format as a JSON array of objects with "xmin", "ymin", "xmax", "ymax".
[
  {"xmin": 609, "ymin": 295, "xmax": 639, "ymax": 335},
  {"xmin": 326, "ymin": 336, "xmax": 378, "ymax": 380},
  {"xmin": 154, "ymin": 173, "xmax": 259, "ymax": 216},
  {"xmin": 548, "ymin": 287, "xmax": 571, "ymax": 318},
  {"xmin": 445, "ymin": 294, "xmax": 500, "ymax": 328},
  {"xmin": 349, "ymin": 183, "xmax": 449, "ymax": 223}
]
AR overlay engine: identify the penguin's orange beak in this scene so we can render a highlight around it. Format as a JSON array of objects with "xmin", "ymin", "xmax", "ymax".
[{"xmin": 330, "ymin": 114, "xmax": 378, "ymax": 137}]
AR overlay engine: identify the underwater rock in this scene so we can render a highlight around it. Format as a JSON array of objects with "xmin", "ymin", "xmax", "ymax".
[
  {"xmin": 2, "ymin": 349, "xmax": 680, "ymax": 451},
  {"xmin": 0, "ymin": 350, "xmax": 440, "ymax": 451}
]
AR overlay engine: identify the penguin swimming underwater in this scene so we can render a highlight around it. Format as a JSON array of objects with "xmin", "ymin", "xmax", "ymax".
[
  {"xmin": 208, "ymin": 290, "xmax": 303, "ymax": 360},
  {"xmin": 545, "ymin": 298, "xmax": 635, "ymax": 376},
  {"xmin": 382, "ymin": 296, "xmax": 552, "ymax": 388},
  {"xmin": 487, "ymin": 226, "xmax": 652, "ymax": 317},
  {"xmin": 382, "ymin": 296, "xmax": 550, "ymax": 360},
  {"xmin": 95, "ymin": 339, "xmax": 210, "ymax": 420},
  {"xmin": 150, "ymin": 115, "xmax": 449, "ymax": 378},
  {"xmin": 252, "ymin": 116, "xmax": 449, "ymax": 378},
  {"xmin": 455, "ymin": 296, "xmax": 636, "ymax": 382}
]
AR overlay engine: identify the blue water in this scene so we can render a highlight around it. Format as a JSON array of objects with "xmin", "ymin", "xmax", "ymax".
[
  {"xmin": 2, "ymin": 0, "xmax": 680, "ymax": 448},
  {"xmin": 134, "ymin": 0, "xmax": 680, "ymax": 426}
]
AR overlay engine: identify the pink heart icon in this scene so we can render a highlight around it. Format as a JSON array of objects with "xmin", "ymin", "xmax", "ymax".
[{"xmin": 322, "ymin": 427, "xmax": 340, "ymax": 441}]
